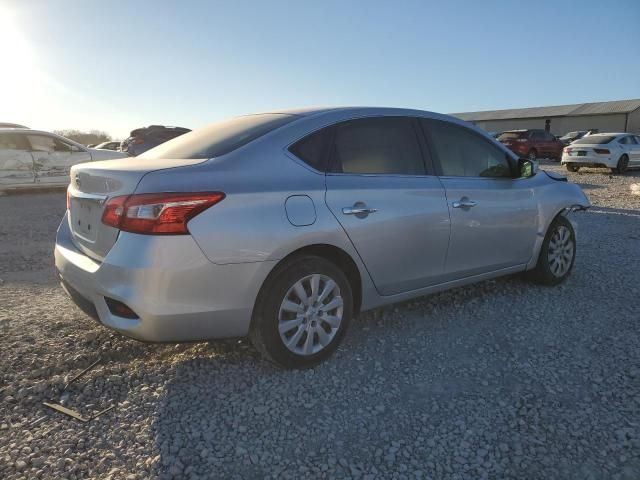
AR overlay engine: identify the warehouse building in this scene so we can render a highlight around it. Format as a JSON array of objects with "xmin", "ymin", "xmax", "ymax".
[{"xmin": 452, "ymin": 99, "xmax": 640, "ymax": 136}]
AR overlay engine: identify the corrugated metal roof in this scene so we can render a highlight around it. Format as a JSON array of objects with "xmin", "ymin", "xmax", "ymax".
[{"xmin": 452, "ymin": 99, "xmax": 640, "ymax": 122}]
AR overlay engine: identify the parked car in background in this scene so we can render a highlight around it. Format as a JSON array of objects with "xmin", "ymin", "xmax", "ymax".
[
  {"xmin": 561, "ymin": 133, "xmax": 640, "ymax": 173},
  {"xmin": 0, "ymin": 128, "xmax": 126, "ymax": 189},
  {"xmin": 93, "ymin": 141, "xmax": 121, "ymax": 151},
  {"xmin": 0, "ymin": 122, "xmax": 28, "ymax": 129},
  {"xmin": 497, "ymin": 129, "xmax": 565, "ymax": 161},
  {"xmin": 121, "ymin": 125, "xmax": 190, "ymax": 156},
  {"xmin": 56, "ymin": 107, "xmax": 590, "ymax": 368},
  {"xmin": 559, "ymin": 130, "xmax": 588, "ymax": 145}
]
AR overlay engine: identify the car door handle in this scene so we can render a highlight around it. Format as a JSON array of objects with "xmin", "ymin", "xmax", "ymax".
[
  {"xmin": 342, "ymin": 205, "xmax": 378, "ymax": 215},
  {"xmin": 452, "ymin": 199, "xmax": 477, "ymax": 209}
]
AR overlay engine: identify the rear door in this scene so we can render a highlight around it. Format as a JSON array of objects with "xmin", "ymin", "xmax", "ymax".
[
  {"xmin": 0, "ymin": 132, "xmax": 35, "ymax": 186},
  {"xmin": 422, "ymin": 119, "xmax": 538, "ymax": 279},
  {"xmin": 324, "ymin": 116, "xmax": 451, "ymax": 295}
]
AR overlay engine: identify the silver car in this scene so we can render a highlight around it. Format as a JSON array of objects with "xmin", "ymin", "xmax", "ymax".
[{"xmin": 55, "ymin": 107, "xmax": 590, "ymax": 368}]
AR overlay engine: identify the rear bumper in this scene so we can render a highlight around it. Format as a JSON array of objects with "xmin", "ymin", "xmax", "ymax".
[
  {"xmin": 54, "ymin": 212, "xmax": 275, "ymax": 342},
  {"xmin": 561, "ymin": 154, "xmax": 616, "ymax": 168}
]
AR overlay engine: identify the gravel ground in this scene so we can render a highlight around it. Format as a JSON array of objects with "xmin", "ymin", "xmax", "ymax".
[{"xmin": 1, "ymin": 164, "xmax": 639, "ymax": 480}]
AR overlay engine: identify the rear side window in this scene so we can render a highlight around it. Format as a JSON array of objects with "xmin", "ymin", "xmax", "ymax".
[
  {"xmin": 289, "ymin": 128, "xmax": 330, "ymax": 171},
  {"xmin": 139, "ymin": 114, "xmax": 298, "ymax": 159},
  {"xmin": 423, "ymin": 119, "xmax": 512, "ymax": 178},
  {"xmin": 497, "ymin": 131, "xmax": 528, "ymax": 141},
  {"xmin": 0, "ymin": 133, "xmax": 30, "ymax": 150},
  {"xmin": 330, "ymin": 117, "xmax": 425, "ymax": 175}
]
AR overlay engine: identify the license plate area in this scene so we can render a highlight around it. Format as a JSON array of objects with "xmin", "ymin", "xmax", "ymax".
[
  {"xmin": 70, "ymin": 197, "xmax": 101, "ymax": 242},
  {"xmin": 577, "ymin": 151, "xmax": 587, "ymax": 157}
]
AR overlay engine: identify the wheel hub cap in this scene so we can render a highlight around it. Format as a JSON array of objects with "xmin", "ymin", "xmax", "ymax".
[
  {"xmin": 278, "ymin": 274, "xmax": 343, "ymax": 356},
  {"xmin": 547, "ymin": 225, "xmax": 574, "ymax": 277}
]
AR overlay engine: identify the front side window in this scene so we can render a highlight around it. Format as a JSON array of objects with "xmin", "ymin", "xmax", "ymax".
[
  {"xmin": 330, "ymin": 117, "xmax": 425, "ymax": 175},
  {"xmin": 618, "ymin": 136, "xmax": 630, "ymax": 145},
  {"xmin": 26, "ymin": 135, "xmax": 73, "ymax": 153},
  {"xmin": 423, "ymin": 120, "xmax": 512, "ymax": 178}
]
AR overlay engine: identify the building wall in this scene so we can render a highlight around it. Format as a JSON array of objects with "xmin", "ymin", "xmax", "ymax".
[
  {"xmin": 472, "ymin": 113, "xmax": 628, "ymax": 136},
  {"xmin": 627, "ymin": 108, "xmax": 640, "ymax": 134}
]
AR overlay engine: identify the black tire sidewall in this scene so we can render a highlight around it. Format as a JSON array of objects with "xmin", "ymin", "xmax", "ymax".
[
  {"xmin": 534, "ymin": 216, "xmax": 576, "ymax": 285},
  {"xmin": 253, "ymin": 256, "xmax": 353, "ymax": 369},
  {"xmin": 617, "ymin": 155, "xmax": 628, "ymax": 174}
]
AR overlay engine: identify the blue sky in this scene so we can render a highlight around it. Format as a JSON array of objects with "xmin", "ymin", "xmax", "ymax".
[{"xmin": 1, "ymin": 0, "xmax": 639, "ymax": 139}]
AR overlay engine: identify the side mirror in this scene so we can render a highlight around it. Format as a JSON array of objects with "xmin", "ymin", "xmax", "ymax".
[{"xmin": 518, "ymin": 158, "xmax": 538, "ymax": 178}]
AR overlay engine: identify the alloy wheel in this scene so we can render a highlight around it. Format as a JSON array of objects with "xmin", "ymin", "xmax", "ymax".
[
  {"xmin": 547, "ymin": 225, "xmax": 574, "ymax": 277},
  {"xmin": 278, "ymin": 274, "xmax": 343, "ymax": 356}
]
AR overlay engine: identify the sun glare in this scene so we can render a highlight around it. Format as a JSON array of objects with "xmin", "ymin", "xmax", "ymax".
[{"xmin": 0, "ymin": 6, "xmax": 37, "ymax": 116}]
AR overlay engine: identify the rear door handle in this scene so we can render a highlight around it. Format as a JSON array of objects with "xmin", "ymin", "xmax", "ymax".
[
  {"xmin": 342, "ymin": 202, "xmax": 377, "ymax": 216},
  {"xmin": 342, "ymin": 207, "xmax": 378, "ymax": 215},
  {"xmin": 452, "ymin": 199, "xmax": 477, "ymax": 209}
]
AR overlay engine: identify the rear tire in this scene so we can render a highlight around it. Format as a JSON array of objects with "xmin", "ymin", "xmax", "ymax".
[
  {"xmin": 527, "ymin": 215, "xmax": 576, "ymax": 286},
  {"xmin": 613, "ymin": 154, "xmax": 629, "ymax": 174},
  {"xmin": 566, "ymin": 164, "xmax": 579, "ymax": 173},
  {"xmin": 249, "ymin": 255, "xmax": 353, "ymax": 369}
]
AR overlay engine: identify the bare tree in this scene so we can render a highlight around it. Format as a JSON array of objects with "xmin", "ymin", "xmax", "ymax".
[{"xmin": 54, "ymin": 129, "xmax": 112, "ymax": 146}]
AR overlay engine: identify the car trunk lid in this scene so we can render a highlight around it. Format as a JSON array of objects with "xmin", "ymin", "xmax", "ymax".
[{"xmin": 67, "ymin": 157, "xmax": 206, "ymax": 261}]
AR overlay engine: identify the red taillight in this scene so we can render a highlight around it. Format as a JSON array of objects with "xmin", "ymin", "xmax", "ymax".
[
  {"xmin": 565, "ymin": 148, "xmax": 572, "ymax": 154},
  {"xmin": 66, "ymin": 188, "xmax": 71, "ymax": 210},
  {"xmin": 132, "ymin": 137, "xmax": 145, "ymax": 145},
  {"xmin": 594, "ymin": 148, "xmax": 610, "ymax": 155},
  {"xmin": 101, "ymin": 192, "xmax": 225, "ymax": 235}
]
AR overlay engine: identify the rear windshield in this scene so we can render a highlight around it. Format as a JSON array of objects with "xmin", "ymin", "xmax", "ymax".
[
  {"xmin": 139, "ymin": 114, "xmax": 298, "ymax": 159},
  {"xmin": 497, "ymin": 132, "xmax": 527, "ymax": 140},
  {"xmin": 572, "ymin": 135, "xmax": 616, "ymax": 145}
]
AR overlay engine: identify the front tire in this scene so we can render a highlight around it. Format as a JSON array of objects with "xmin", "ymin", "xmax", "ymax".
[
  {"xmin": 527, "ymin": 215, "xmax": 576, "ymax": 286},
  {"xmin": 250, "ymin": 255, "xmax": 353, "ymax": 369},
  {"xmin": 566, "ymin": 164, "xmax": 579, "ymax": 173}
]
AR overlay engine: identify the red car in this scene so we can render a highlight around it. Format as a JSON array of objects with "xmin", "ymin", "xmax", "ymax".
[{"xmin": 497, "ymin": 129, "xmax": 564, "ymax": 161}]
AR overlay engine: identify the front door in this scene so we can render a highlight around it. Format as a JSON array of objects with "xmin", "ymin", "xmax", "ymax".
[
  {"xmin": 324, "ymin": 116, "xmax": 451, "ymax": 295},
  {"xmin": 27, "ymin": 134, "xmax": 91, "ymax": 184},
  {"xmin": 422, "ymin": 118, "xmax": 538, "ymax": 279}
]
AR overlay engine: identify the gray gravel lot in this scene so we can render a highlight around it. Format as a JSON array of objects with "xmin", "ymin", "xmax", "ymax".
[{"xmin": 1, "ymin": 163, "xmax": 639, "ymax": 479}]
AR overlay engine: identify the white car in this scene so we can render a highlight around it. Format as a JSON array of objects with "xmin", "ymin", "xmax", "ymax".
[
  {"xmin": 561, "ymin": 133, "xmax": 640, "ymax": 174},
  {"xmin": 0, "ymin": 128, "xmax": 126, "ymax": 189}
]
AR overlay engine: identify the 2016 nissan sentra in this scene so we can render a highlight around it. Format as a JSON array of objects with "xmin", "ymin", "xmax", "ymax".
[{"xmin": 55, "ymin": 107, "xmax": 590, "ymax": 368}]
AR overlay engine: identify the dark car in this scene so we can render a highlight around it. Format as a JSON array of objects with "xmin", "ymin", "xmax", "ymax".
[
  {"xmin": 497, "ymin": 129, "xmax": 564, "ymax": 162},
  {"xmin": 558, "ymin": 130, "xmax": 588, "ymax": 145},
  {"xmin": 121, "ymin": 125, "xmax": 191, "ymax": 156}
]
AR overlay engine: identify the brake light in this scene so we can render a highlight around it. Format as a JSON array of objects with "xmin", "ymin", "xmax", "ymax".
[
  {"xmin": 66, "ymin": 188, "xmax": 71, "ymax": 210},
  {"xmin": 101, "ymin": 192, "xmax": 225, "ymax": 234},
  {"xmin": 594, "ymin": 149, "xmax": 610, "ymax": 155},
  {"xmin": 132, "ymin": 137, "xmax": 145, "ymax": 145},
  {"xmin": 565, "ymin": 148, "xmax": 572, "ymax": 154}
]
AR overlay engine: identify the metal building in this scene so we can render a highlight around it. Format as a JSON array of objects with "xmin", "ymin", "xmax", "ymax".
[{"xmin": 452, "ymin": 99, "xmax": 640, "ymax": 136}]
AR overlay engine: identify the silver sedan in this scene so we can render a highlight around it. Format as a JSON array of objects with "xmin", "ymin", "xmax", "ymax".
[{"xmin": 55, "ymin": 107, "xmax": 590, "ymax": 368}]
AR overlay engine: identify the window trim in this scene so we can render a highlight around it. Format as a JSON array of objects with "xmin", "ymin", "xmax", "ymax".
[
  {"xmin": 326, "ymin": 116, "xmax": 431, "ymax": 177},
  {"xmin": 420, "ymin": 118, "xmax": 518, "ymax": 180}
]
